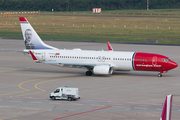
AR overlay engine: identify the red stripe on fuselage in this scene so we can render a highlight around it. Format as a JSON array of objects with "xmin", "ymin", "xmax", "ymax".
[{"xmin": 133, "ymin": 52, "xmax": 177, "ymax": 72}]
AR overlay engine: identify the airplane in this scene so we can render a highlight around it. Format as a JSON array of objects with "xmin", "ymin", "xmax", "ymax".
[
  {"xmin": 160, "ymin": 94, "xmax": 173, "ymax": 120},
  {"xmin": 19, "ymin": 17, "xmax": 178, "ymax": 77}
]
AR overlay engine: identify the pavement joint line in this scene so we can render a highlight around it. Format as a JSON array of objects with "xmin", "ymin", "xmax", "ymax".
[
  {"xmin": 49, "ymin": 102, "xmax": 62, "ymax": 104},
  {"xmin": 137, "ymin": 104, "xmax": 149, "ymax": 106},
  {"xmin": 71, "ymin": 103, "xmax": 83, "ymax": 105},
  {"xmin": 15, "ymin": 91, "xmax": 43, "ymax": 97},
  {"xmin": 134, "ymin": 107, "xmax": 147, "ymax": 109},
  {"xmin": 113, "ymin": 106, "xmax": 126, "ymax": 108},
  {"xmin": 10, "ymin": 101, "xmax": 22, "ymax": 102},
  {"xmin": 91, "ymin": 104, "xmax": 105, "ymax": 107},
  {"xmin": 30, "ymin": 101, "xmax": 42, "ymax": 103},
  {"xmin": 81, "ymin": 99, "xmax": 180, "ymax": 106}
]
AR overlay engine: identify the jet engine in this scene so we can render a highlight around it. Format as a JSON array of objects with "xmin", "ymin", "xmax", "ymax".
[{"xmin": 93, "ymin": 65, "xmax": 113, "ymax": 75}]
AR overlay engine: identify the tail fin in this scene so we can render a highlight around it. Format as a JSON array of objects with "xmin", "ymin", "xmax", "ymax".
[
  {"xmin": 160, "ymin": 94, "xmax": 173, "ymax": 120},
  {"xmin": 19, "ymin": 17, "xmax": 57, "ymax": 50}
]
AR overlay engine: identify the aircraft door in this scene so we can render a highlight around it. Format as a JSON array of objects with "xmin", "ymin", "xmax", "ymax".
[
  {"xmin": 42, "ymin": 52, "xmax": 45, "ymax": 61},
  {"xmin": 152, "ymin": 56, "xmax": 157, "ymax": 65}
]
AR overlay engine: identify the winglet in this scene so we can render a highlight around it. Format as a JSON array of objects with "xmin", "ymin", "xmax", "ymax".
[
  {"xmin": 107, "ymin": 41, "xmax": 113, "ymax": 51},
  {"xmin": 160, "ymin": 94, "xmax": 173, "ymax": 120}
]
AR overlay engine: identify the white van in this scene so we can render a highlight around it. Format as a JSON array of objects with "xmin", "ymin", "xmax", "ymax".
[{"xmin": 50, "ymin": 86, "xmax": 80, "ymax": 101}]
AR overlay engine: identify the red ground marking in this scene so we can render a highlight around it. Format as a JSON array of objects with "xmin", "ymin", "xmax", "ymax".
[{"xmin": 53, "ymin": 106, "xmax": 111, "ymax": 120}]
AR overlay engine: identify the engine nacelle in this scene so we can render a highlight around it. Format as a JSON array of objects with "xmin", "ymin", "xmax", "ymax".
[{"xmin": 93, "ymin": 65, "xmax": 113, "ymax": 75}]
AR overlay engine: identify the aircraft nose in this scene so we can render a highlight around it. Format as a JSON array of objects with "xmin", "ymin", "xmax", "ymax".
[{"xmin": 169, "ymin": 61, "xmax": 178, "ymax": 69}]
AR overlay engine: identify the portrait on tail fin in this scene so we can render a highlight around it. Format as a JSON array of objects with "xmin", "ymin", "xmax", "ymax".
[{"xmin": 24, "ymin": 29, "xmax": 34, "ymax": 49}]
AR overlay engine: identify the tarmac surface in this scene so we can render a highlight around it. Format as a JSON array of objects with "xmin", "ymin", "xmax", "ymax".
[{"xmin": 0, "ymin": 38, "xmax": 180, "ymax": 120}]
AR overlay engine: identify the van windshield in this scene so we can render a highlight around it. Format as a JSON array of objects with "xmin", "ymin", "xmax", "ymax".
[{"xmin": 54, "ymin": 89, "xmax": 60, "ymax": 93}]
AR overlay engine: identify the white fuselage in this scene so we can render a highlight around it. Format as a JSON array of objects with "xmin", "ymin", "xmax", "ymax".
[{"xmin": 30, "ymin": 49, "xmax": 135, "ymax": 71}]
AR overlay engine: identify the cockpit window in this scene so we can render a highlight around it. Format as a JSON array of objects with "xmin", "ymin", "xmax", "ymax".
[{"xmin": 162, "ymin": 59, "xmax": 171, "ymax": 62}]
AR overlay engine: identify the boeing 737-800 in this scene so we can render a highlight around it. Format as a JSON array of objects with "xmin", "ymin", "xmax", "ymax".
[{"xmin": 19, "ymin": 17, "xmax": 178, "ymax": 77}]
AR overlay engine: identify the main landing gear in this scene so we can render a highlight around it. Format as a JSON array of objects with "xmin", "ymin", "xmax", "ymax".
[{"xmin": 86, "ymin": 71, "xmax": 92, "ymax": 76}]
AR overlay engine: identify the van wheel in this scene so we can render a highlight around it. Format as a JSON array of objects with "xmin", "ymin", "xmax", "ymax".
[
  {"xmin": 51, "ymin": 96, "xmax": 56, "ymax": 100},
  {"xmin": 68, "ymin": 97, "xmax": 72, "ymax": 101}
]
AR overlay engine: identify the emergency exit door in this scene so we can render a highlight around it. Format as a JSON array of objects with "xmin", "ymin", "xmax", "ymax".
[{"xmin": 42, "ymin": 52, "xmax": 45, "ymax": 61}]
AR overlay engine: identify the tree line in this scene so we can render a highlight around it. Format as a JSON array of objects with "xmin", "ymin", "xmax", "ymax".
[{"xmin": 0, "ymin": 0, "xmax": 179, "ymax": 11}]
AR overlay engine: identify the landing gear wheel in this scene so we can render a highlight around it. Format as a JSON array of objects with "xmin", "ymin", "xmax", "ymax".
[
  {"xmin": 86, "ymin": 71, "xmax": 92, "ymax": 76},
  {"xmin": 158, "ymin": 73, "xmax": 162, "ymax": 77}
]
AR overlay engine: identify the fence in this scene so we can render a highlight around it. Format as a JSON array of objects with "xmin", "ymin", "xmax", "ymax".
[{"xmin": 0, "ymin": 11, "xmax": 40, "ymax": 17}]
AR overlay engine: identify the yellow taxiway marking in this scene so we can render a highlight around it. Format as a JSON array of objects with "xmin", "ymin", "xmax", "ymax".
[
  {"xmin": 0, "ymin": 66, "xmax": 34, "ymax": 73},
  {"xmin": 15, "ymin": 91, "xmax": 43, "ymax": 97},
  {"xmin": 0, "ymin": 78, "xmax": 47, "ymax": 100},
  {"xmin": 0, "ymin": 79, "xmax": 42, "ymax": 96},
  {"xmin": 16, "ymin": 76, "xmax": 82, "ymax": 97},
  {"xmin": 0, "ymin": 76, "xmax": 82, "ymax": 99},
  {"xmin": 34, "ymin": 76, "xmax": 82, "ymax": 92},
  {"xmin": 18, "ymin": 79, "xmax": 41, "ymax": 90}
]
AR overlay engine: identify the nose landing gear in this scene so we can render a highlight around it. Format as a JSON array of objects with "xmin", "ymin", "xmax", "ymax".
[
  {"xmin": 158, "ymin": 71, "xmax": 167, "ymax": 77},
  {"xmin": 158, "ymin": 73, "xmax": 162, "ymax": 77}
]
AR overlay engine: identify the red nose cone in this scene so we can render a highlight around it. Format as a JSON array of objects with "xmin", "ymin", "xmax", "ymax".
[{"xmin": 170, "ymin": 61, "xmax": 178, "ymax": 69}]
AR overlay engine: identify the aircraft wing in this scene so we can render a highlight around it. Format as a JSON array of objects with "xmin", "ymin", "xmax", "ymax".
[{"xmin": 43, "ymin": 62, "xmax": 95, "ymax": 68}]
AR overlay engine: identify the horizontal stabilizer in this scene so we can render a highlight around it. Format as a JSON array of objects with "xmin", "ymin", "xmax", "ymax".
[{"xmin": 29, "ymin": 50, "xmax": 40, "ymax": 63}]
